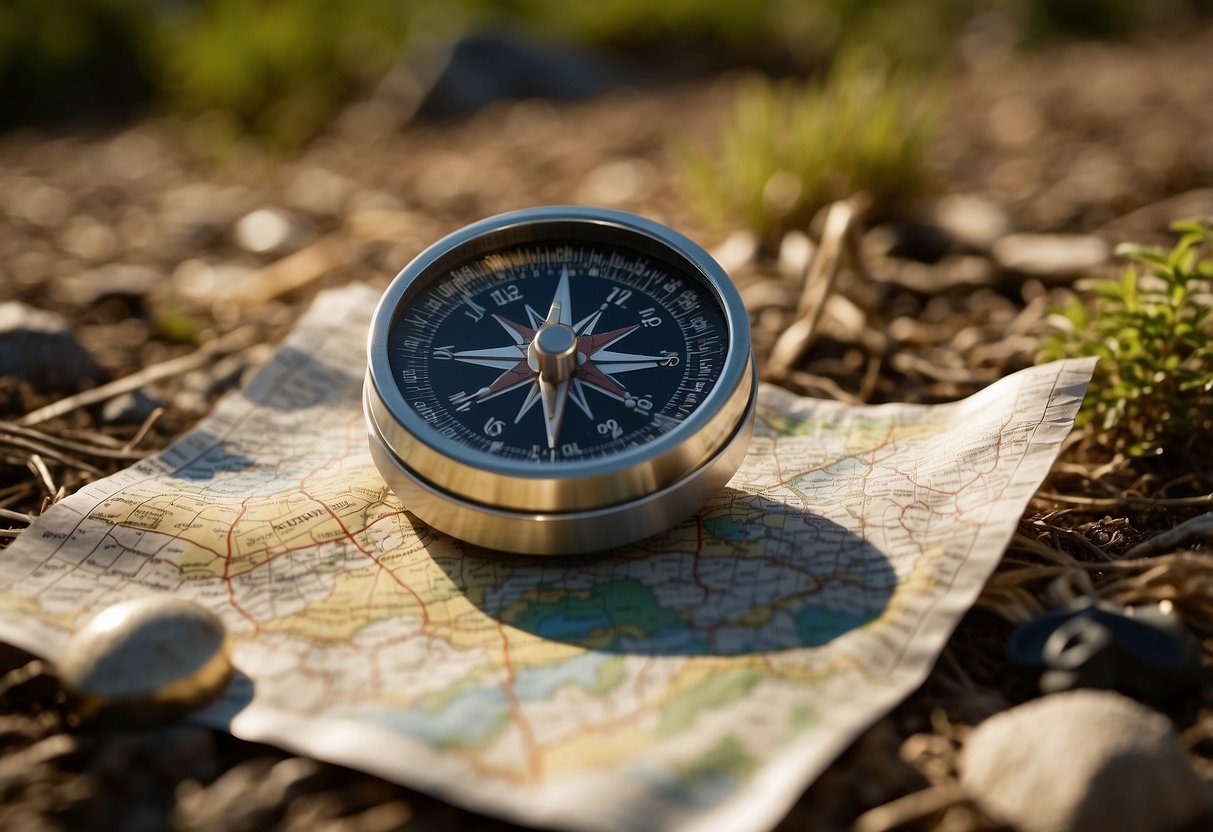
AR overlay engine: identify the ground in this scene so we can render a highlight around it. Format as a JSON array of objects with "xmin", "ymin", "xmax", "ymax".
[{"xmin": 1, "ymin": 20, "xmax": 1212, "ymax": 832}]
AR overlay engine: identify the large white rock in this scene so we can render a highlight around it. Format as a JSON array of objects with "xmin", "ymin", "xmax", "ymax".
[{"xmin": 961, "ymin": 690, "xmax": 1211, "ymax": 832}]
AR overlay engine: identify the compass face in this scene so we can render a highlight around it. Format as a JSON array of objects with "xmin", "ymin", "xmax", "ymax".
[
  {"xmin": 385, "ymin": 243, "xmax": 727, "ymax": 465},
  {"xmin": 364, "ymin": 206, "xmax": 756, "ymax": 554}
]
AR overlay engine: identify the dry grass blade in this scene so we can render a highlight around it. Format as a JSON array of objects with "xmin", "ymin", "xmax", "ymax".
[
  {"xmin": 854, "ymin": 783, "xmax": 968, "ymax": 832},
  {"xmin": 0, "ymin": 434, "xmax": 104, "ymax": 476},
  {"xmin": 766, "ymin": 199, "xmax": 859, "ymax": 380},
  {"xmin": 0, "ymin": 508, "xmax": 32, "ymax": 525},
  {"xmin": 1125, "ymin": 513, "xmax": 1213, "ymax": 557},
  {"xmin": 1008, "ymin": 532, "xmax": 1081, "ymax": 566},
  {"xmin": 0, "ymin": 421, "xmax": 148, "ymax": 462},
  {"xmin": 232, "ymin": 235, "xmax": 348, "ymax": 306},
  {"xmin": 784, "ymin": 371, "xmax": 863, "ymax": 404},
  {"xmin": 17, "ymin": 326, "xmax": 258, "ymax": 427},
  {"xmin": 1037, "ymin": 491, "xmax": 1213, "ymax": 509},
  {"xmin": 1027, "ymin": 517, "xmax": 1113, "ymax": 561},
  {"xmin": 123, "ymin": 408, "xmax": 165, "ymax": 453},
  {"xmin": 27, "ymin": 454, "xmax": 56, "ymax": 497}
]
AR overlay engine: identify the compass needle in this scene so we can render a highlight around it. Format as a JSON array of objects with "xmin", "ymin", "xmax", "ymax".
[
  {"xmin": 545, "ymin": 264, "xmax": 574, "ymax": 327},
  {"xmin": 538, "ymin": 377, "xmax": 570, "ymax": 449},
  {"xmin": 365, "ymin": 206, "xmax": 755, "ymax": 554}
]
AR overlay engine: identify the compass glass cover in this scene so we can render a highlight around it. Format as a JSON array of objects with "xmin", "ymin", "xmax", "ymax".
[{"xmin": 384, "ymin": 239, "xmax": 730, "ymax": 466}]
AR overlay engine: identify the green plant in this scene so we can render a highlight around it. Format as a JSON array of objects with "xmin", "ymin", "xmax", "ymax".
[
  {"xmin": 1039, "ymin": 219, "xmax": 1213, "ymax": 456},
  {"xmin": 157, "ymin": 0, "xmax": 427, "ymax": 150},
  {"xmin": 678, "ymin": 52, "xmax": 939, "ymax": 245}
]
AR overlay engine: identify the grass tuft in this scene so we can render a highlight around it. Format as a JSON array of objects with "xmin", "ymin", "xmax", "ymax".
[{"xmin": 679, "ymin": 52, "xmax": 939, "ymax": 245}]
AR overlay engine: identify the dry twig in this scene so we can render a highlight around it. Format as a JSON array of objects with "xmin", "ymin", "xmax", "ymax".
[
  {"xmin": 767, "ymin": 200, "xmax": 862, "ymax": 380},
  {"xmin": 18, "ymin": 326, "xmax": 258, "ymax": 427}
]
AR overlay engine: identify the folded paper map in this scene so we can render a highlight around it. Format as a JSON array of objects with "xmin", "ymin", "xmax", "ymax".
[{"xmin": 0, "ymin": 285, "xmax": 1095, "ymax": 832}]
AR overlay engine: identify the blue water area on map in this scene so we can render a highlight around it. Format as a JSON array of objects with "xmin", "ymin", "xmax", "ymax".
[
  {"xmin": 798, "ymin": 606, "xmax": 875, "ymax": 645},
  {"xmin": 702, "ymin": 514, "xmax": 746, "ymax": 541},
  {"xmin": 530, "ymin": 609, "xmax": 613, "ymax": 640},
  {"xmin": 171, "ymin": 439, "xmax": 255, "ymax": 483},
  {"xmin": 513, "ymin": 652, "xmax": 606, "ymax": 699},
  {"xmin": 365, "ymin": 686, "xmax": 509, "ymax": 748},
  {"xmin": 442, "ymin": 490, "xmax": 896, "ymax": 656}
]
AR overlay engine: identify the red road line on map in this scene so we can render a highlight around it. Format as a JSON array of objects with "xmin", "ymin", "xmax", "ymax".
[
  {"xmin": 301, "ymin": 488, "xmax": 431, "ymax": 629},
  {"xmin": 498, "ymin": 625, "xmax": 541, "ymax": 782},
  {"xmin": 218, "ymin": 509, "xmax": 411, "ymax": 579},
  {"xmin": 222, "ymin": 499, "xmax": 261, "ymax": 630}
]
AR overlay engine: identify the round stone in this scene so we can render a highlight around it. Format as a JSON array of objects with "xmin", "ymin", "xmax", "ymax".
[
  {"xmin": 58, "ymin": 596, "xmax": 232, "ymax": 727},
  {"xmin": 961, "ymin": 690, "xmax": 1211, "ymax": 832}
]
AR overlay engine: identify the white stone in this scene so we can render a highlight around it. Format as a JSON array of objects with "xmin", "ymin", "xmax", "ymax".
[
  {"xmin": 234, "ymin": 207, "xmax": 301, "ymax": 254},
  {"xmin": 992, "ymin": 232, "xmax": 1110, "ymax": 279},
  {"xmin": 961, "ymin": 690, "xmax": 1211, "ymax": 832},
  {"xmin": 58, "ymin": 595, "xmax": 232, "ymax": 726}
]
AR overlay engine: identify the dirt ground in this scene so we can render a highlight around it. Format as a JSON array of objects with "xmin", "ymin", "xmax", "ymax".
[{"xmin": 2, "ymin": 20, "xmax": 1213, "ymax": 832}]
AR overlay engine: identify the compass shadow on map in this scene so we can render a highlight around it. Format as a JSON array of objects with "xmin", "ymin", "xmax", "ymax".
[{"xmin": 441, "ymin": 488, "xmax": 894, "ymax": 657}]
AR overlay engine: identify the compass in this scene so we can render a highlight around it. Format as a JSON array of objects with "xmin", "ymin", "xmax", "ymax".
[{"xmin": 364, "ymin": 206, "xmax": 756, "ymax": 554}]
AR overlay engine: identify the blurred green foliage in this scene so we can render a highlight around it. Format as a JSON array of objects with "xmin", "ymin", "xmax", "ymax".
[
  {"xmin": 157, "ymin": 0, "xmax": 425, "ymax": 150},
  {"xmin": 0, "ymin": 0, "xmax": 1209, "ymax": 145},
  {"xmin": 1039, "ymin": 220, "xmax": 1213, "ymax": 456},
  {"xmin": 680, "ymin": 54, "xmax": 940, "ymax": 244},
  {"xmin": 0, "ymin": 0, "xmax": 155, "ymax": 128}
]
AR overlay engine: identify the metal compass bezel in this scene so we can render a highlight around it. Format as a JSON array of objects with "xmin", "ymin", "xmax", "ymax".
[{"xmin": 365, "ymin": 205, "xmax": 755, "ymax": 516}]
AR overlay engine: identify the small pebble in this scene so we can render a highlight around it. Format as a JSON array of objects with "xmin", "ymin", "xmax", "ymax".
[
  {"xmin": 234, "ymin": 207, "xmax": 305, "ymax": 255},
  {"xmin": 777, "ymin": 230, "xmax": 816, "ymax": 279},
  {"xmin": 710, "ymin": 230, "xmax": 760, "ymax": 276},
  {"xmin": 923, "ymin": 193, "xmax": 1013, "ymax": 252},
  {"xmin": 992, "ymin": 232, "xmax": 1110, "ymax": 279},
  {"xmin": 961, "ymin": 690, "xmax": 1211, "ymax": 832},
  {"xmin": 57, "ymin": 596, "xmax": 232, "ymax": 727}
]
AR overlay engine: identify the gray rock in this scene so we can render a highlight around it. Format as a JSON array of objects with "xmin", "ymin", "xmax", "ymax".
[
  {"xmin": 52, "ymin": 263, "xmax": 159, "ymax": 308},
  {"xmin": 416, "ymin": 29, "xmax": 636, "ymax": 117},
  {"xmin": 233, "ymin": 207, "xmax": 307, "ymax": 255},
  {"xmin": 57, "ymin": 595, "xmax": 232, "ymax": 727},
  {"xmin": 870, "ymin": 254, "xmax": 996, "ymax": 293},
  {"xmin": 0, "ymin": 301, "xmax": 106, "ymax": 394},
  {"xmin": 992, "ymin": 232, "xmax": 1110, "ymax": 279},
  {"xmin": 100, "ymin": 390, "xmax": 163, "ymax": 425},
  {"xmin": 923, "ymin": 193, "xmax": 1014, "ymax": 252},
  {"xmin": 961, "ymin": 690, "xmax": 1211, "ymax": 832}
]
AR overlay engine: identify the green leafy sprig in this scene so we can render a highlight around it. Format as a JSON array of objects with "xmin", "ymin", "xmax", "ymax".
[{"xmin": 1040, "ymin": 219, "xmax": 1213, "ymax": 456}]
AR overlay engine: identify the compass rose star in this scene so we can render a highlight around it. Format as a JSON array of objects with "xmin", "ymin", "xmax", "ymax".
[{"xmin": 443, "ymin": 266, "xmax": 675, "ymax": 449}]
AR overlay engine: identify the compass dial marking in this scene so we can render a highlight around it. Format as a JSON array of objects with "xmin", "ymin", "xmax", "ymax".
[{"xmin": 387, "ymin": 242, "xmax": 728, "ymax": 462}]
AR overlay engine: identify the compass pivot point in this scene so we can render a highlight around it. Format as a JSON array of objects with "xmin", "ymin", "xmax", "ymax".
[{"xmin": 529, "ymin": 324, "xmax": 578, "ymax": 382}]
